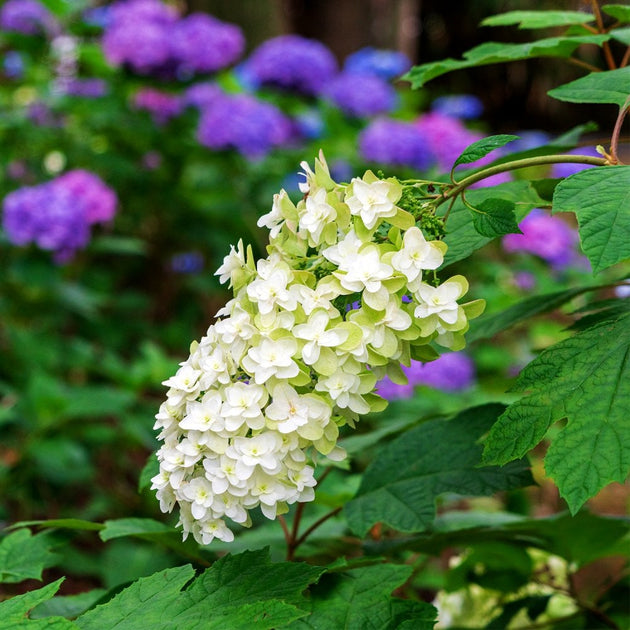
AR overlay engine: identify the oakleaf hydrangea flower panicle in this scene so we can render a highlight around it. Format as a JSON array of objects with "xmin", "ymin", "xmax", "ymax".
[
  {"xmin": 359, "ymin": 118, "xmax": 434, "ymax": 171},
  {"xmin": 326, "ymin": 72, "xmax": 398, "ymax": 118},
  {"xmin": 243, "ymin": 35, "xmax": 338, "ymax": 96},
  {"xmin": 343, "ymin": 47, "xmax": 411, "ymax": 80},
  {"xmin": 196, "ymin": 93, "xmax": 294, "ymax": 159},
  {"xmin": 0, "ymin": 0, "xmax": 57, "ymax": 35},
  {"xmin": 502, "ymin": 209, "xmax": 582, "ymax": 270},
  {"xmin": 152, "ymin": 152, "xmax": 485, "ymax": 545},
  {"xmin": 1, "ymin": 170, "xmax": 117, "ymax": 261}
]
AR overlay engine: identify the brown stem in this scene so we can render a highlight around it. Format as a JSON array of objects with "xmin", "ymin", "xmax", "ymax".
[
  {"xmin": 566, "ymin": 57, "xmax": 602, "ymax": 74},
  {"xmin": 621, "ymin": 46, "xmax": 630, "ymax": 69},
  {"xmin": 278, "ymin": 514, "xmax": 291, "ymax": 549},
  {"xmin": 293, "ymin": 506, "xmax": 343, "ymax": 550},
  {"xmin": 591, "ymin": 0, "xmax": 617, "ymax": 69},
  {"xmin": 610, "ymin": 97, "xmax": 630, "ymax": 163}
]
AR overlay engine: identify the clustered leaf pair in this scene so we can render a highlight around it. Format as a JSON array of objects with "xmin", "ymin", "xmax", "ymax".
[{"xmin": 152, "ymin": 153, "xmax": 484, "ymax": 544}]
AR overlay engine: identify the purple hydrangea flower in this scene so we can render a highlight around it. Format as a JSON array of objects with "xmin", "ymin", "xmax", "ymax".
[
  {"xmin": 406, "ymin": 353, "xmax": 475, "ymax": 391},
  {"xmin": 294, "ymin": 108, "xmax": 325, "ymax": 139},
  {"xmin": 376, "ymin": 353, "xmax": 475, "ymax": 399},
  {"xmin": 2, "ymin": 170, "xmax": 117, "ymax": 261},
  {"xmin": 54, "ymin": 170, "xmax": 117, "ymax": 224},
  {"xmin": 508, "ymin": 130, "xmax": 551, "ymax": 153},
  {"xmin": 102, "ymin": 0, "xmax": 177, "ymax": 75},
  {"xmin": 170, "ymin": 13, "xmax": 244, "ymax": 76},
  {"xmin": 244, "ymin": 35, "xmax": 338, "ymax": 96},
  {"xmin": 183, "ymin": 82, "xmax": 224, "ymax": 110},
  {"xmin": 343, "ymin": 46, "xmax": 411, "ymax": 80},
  {"xmin": 197, "ymin": 93, "xmax": 294, "ymax": 159},
  {"xmin": 551, "ymin": 146, "xmax": 600, "ymax": 178},
  {"xmin": 359, "ymin": 118, "xmax": 434, "ymax": 171},
  {"xmin": 326, "ymin": 72, "xmax": 398, "ymax": 118},
  {"xmin": 503, "ymin": 208, "xmax": 580, "ymax": 269},
  {"xmin": 2, "ymin": 183, "xmax": 90, "ymax": 260},
  {"xmin": 0, "ymin": 0, "xmax": 57, "ymax": 35},
  {"xmin": 415, "ymin": 111, "xmax": 512, "ymax": 186},
  {"xmin": 62, "ymin": 78, "xmax": 109, "ymax": 98},
  {"xmin": 430, "ymin": 94, "xmax": 484, "ymax": 120},
  {"xmin": 133, "ymin": 88, "xmax": 183, "ymax": 124}
]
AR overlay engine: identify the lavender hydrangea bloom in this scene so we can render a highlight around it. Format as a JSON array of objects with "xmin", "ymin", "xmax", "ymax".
[
  {"xmin": 503, "ymin": 208, "xmax": 580, "ymax": 269},
  {"xmin": 2, "ymin": 171, "xmax": 117, "ymax": 261},
  {"xmin": 406, "ymin": 353, "xmax": 475, "ymax": 391},
  {"xmin": 2, "ymin": 183, "xmax": 90, "ymax": 259},
  {"xmin": 359, "ymin": 118, "xmax": 434, "ymax": 171},
  {"xmin": 343, "ymin": 46, "xmax": 411, "ymax": 80},
  {"xmin": 326, "ymin": 72, "xmax": 398, "ymax": 118},
  {"xmin": 62, "ymin": 78, "xmax": 109, "ymax": 98},
  {"xmin": 0, "ymin": 0, "xmax": 56, "ymax": 35},
  {"xmin": 431, "ymin": 94, "xmax": 484, "ymax": 120},
  {"xmin": 376, "ymin": 353, "xmax": 475, "ymax": 399},
  {"xmin": 133, "ymin": 88, "xmax": 183, "ymax": 125},
  {"xmin": 54, "ymin": 170, "xmax": 117, "ymax": 223},
  {"xmin": 170, "ymin": 13, "xmax": 244, "ymax": 76},
  {"xmin": 551, "ymin": 146, "xmax": 600, "ymax": 178},
  {"xmin": 197, "ymin": 93, "xmax": 294, "ymax": 159},
  {"xmin": 244, "ymin": 35, "xmax": 338, "ymax": 96},
  {"xmin": 102, "ymin": 0, "xmax": 177, "ymax": 74},
  {"xmin": 183, "ymin": 82, "xmax": 224, "ymax": 110}
]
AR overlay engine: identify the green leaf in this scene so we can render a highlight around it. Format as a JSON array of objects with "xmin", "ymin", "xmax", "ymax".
[
  {"xmin": 453, "ymin": 135, "xmax": 519, "ymax": 168},
  {"xmin": 548, "ymin": 67, "xmax": 630, "ymax": 107},
  {"xmin": 76, "ymin": 549, "xmax": 324, "ymax": 630},
  {"xmin": 442, "ymin": 180, "xmax": 547, "ymax": 266},
  {"xmin": 483, "ymin": 314, "xmax": 630, "ymax": 513},
  {"xmin": 99, "ymin": 518, "xmax": 176, "ymax": 542},
  {"xmin": 603, "ymin": 4, "xmax": 630, "ymax": 22},
  {"xmin": 30, "ymin": 589, "xmax": 108, "ymax": 621},
  {"xmin": 610, "ymin": 27, "xmax": 630, "ymax": 46},
  {"xmin": 345, "ymin": 405, "xmax": 533, "ymax": 537},
  {"xmin": 469, "ymin": 198, "xmax": 521, "ymax": 238},
  {"xmin": 552, "ymin": 166, "xmax": 630, "ymax": 273},
  {"xmin": 467, "ymin": 286, "xmax": 589, "ymax": 343},
  {"xmin": 0, "ymin": 529, "xmax": 58, "ymax": 584},
  {"xmin": 403, "ymin": 35, "xmax": 609, "ymax": 88},
  {"xmin": 289, "ymin": 564, "xmax": 437, "ymax": 630},
  {"xmin": 481, "ymin": 10, "xmax": 594, "ymax": 29},
  {"xmin": 10, "ymin": 519, "xmax": 104, "ymax": 532},
  {"xmin": 138, "ymin": 455, "xmax": 159, "ymax": 492},
  {"xmin": 0, "ymin": 578, "xmax": 75, "ymax": 629}
]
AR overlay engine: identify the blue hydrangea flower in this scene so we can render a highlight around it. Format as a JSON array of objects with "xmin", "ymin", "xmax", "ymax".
[
  {"xmin": 294, "ymin": 108, "xmax": 326, "ymax": 139},
  {"xmin": 343, "ymin": 46, "xmax": 411, "ymax": 80},
  {"xmin": 359, "ymin": 118, "xmax": 433, "ymax": 171},
  {"xmin": 170, "ymin": 13, "xmax": 244, "ymax": 76},
  {"xmin": 244, "ymin": 35, "xmax": 338, "ymax": 96},
  {"xmin": 0, "ymin": 0, "xmax": 57, "ymax": 35},
  {"xmin": 3, "ymin": 51, "xmax": 24, "ymax": 78},
  {"xmin": 170, "ymin": 252, "xmax": 205, "ymax": 274},
  {"xmin": 508, "ymin": 130, "xmax": 552, "ymax": 153},
  {"xmin": 430, "ymin": 94, "xmax": 484, "ymax": 120},
  {"xmin": 326, "ymin": 72, "xmax": 398, "ymax": 118},
  {"xmin": 197, "ymin": 93, "xmax": 294, "ymax": 159}
]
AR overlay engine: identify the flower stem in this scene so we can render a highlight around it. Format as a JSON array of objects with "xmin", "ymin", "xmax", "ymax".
[
  {"xmin": 610, "ymin": 97, "xmax": 630, "ymax": 164},
  {"xmin": 436, "ymin": 154, "xmax": 608, "ymax": 210},
  {"xmin": 591, "ymin": 0, "xmax": 617, "ymax": 70}
]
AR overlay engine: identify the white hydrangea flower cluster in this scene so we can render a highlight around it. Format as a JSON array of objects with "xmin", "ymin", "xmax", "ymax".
[{"xmin": 152, "ymin": 153, "xmax": 484, "ymax": 545}]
